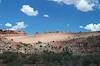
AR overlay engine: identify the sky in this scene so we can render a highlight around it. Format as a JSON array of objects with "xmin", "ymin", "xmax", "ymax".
[{"xmin": 0, "ymin": 0, "xmax": 100, "ymax": 34}]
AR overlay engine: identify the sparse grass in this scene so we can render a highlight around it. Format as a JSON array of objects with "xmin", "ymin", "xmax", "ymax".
[{"xmin": 0, "ymin": 34, "xmax": 100, "ymax": 66}]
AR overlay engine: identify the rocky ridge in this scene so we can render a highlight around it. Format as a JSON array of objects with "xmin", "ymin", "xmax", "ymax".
[{"xmin": 0, "ymin": 30, "xmax": 100, "ymax": 55}]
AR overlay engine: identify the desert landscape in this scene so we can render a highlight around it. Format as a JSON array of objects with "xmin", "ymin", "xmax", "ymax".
[
  {"xmin": 0, "ymin": 30, "xmax": 100, "ymax": 66},
  {"xmin": 2, "ymin": 30, "xmax": 100, "ymax": 43},
  {"xmin": 1, "ymin": 0, "xmax": 100, "ymax": 66},
  {"xmin": 0, "ymin": 30, "xmax": 100, "ymax": 54}
]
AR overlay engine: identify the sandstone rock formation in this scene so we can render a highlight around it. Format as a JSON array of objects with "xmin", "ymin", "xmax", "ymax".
[
  {"xmin": 0, "ymin": 29, "xmax": 27, "ymax": 37},
  {"xmin": 0, "ymin": 30, "xmax": 100, "ymax": 55}
]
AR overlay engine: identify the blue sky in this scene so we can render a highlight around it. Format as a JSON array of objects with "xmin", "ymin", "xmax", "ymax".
[{"xmin": 0, "ymin": 0, "xmax": 100, "ymax": 34}]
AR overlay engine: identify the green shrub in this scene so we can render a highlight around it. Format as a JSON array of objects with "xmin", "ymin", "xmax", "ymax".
[{"xmin": 2, "ymin": 51, "xmax": 18, "ymax": 63}]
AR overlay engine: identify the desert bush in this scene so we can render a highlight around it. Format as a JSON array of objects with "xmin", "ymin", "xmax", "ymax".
[{"xmin": 1, "ymin": 51, "xmax": 18, "ymax": 64}]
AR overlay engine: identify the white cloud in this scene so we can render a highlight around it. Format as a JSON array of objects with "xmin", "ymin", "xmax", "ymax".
[
  {"xmin": 50, "ymin": 0, "xmax": 100, "ymax": 12},
  {"xmin": 9, "ymin": 22, "xmax": 27, "ymax": 31},
  {"xmin": 67, "ymin": 24, "xmax": 70, "ymax": 26},
  {"xmin": 49, "ymin": 0, "xmax": 62, "ymax": 3},
  {"xmin": 80, "ymin": 25, "xmax": 84, "ymax": 28},
  {"xmin": 43, "ymin": 14, "xmax": 49, "ymax": 18},
  {"xmin": 80, "ymin": 23, "xmax": 100, "ymax": 31},
  {"xmin": 76, "ymin": 0, "xmax": 94, "ymax": 12},
  {"xmin": 5, "ymin": 23, "xmax": 12, "ymax": 27},
  {"xmin": 20, "ymin": 5, "xmax": 39, "ymax": 16}
]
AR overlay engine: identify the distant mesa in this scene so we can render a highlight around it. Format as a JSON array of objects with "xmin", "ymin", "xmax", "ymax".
[
  {"xmin": 0, "ymin": 29, "xmax": 100, "ymax": 44},
  {"xmin": 0, "ymin": 29, "xmax": 27, "ymax": 36}
]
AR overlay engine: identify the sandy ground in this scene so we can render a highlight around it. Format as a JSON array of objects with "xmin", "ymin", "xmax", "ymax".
[{"xmin": 5, "ymin": 32, "xmax": 100, "ymax": 44}]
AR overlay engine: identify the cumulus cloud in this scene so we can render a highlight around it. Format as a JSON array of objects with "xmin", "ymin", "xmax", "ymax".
[
  {"xmin": 80, "ymin": 23, "xmax": 100, "ymax": 31},
  {"xmin": 80, "ymin": 25, "xmax": 84, "ymax": 28},
  {"xmin": 20, "ymin": 5, "xmax": 39, "ymax": 16},
  {"xmin": 67, "ymin": 24, "xmax": 70, "ymax": 26},
  {"xmin": 9, "ymin": 22, "xmax": 27, "ymax": 31},
  {"xmin": 50, "ymin": 0, "xmax": 100, "ymax": 12},
  {"xmin": 5, "ymin": 23, "xmax": 12, "ymax": 27},
  {"xmin": 50, "ymin": 0, "xmax": 62, "ymax": 3},
  {"xmin": 43, "ymin": 14, "xmax": 49, "ymax": 18}
]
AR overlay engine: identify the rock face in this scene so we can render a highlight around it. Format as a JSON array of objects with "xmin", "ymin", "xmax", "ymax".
[
  {"xmin": 64, "ymin": 35, "xmax": 100, "ymax": 55},
  {"xmin": 0, "ymin": 29, "xmax": 27, "ymax": 36},
  {"xmin": 0, "ymin": 30, "xmax": 100, "ymax": 55},
  {"xmin": 0, "ymin": 35, "xmax": 100, "ymax": 55}
]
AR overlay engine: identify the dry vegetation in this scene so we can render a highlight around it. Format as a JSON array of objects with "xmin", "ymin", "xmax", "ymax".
[{"xmin": 0, "ymin": 30, "xmax": 100, "ymax": 66}]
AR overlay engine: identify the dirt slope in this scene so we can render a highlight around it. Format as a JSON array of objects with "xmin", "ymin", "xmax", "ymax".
[{"xmin": 5, "ymin": 32, "xmax": 100, "ymax": 44}]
